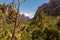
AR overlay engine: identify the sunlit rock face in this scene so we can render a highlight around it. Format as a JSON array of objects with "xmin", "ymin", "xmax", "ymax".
[
  {"xmin": 36, "ymin": 0, "xmax": 60, "ymax": 16},
  {"xmin": 19, "ymin": 14, "xmax": 30, "ymax": 21},
  {"xmin": 0, "ymin": 4, "xmax": 30, "ymax": 21}
]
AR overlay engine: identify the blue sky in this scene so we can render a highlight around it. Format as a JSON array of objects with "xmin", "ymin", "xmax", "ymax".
[{"xmin": 0, "ymin": 0, "xmax": 49, "ymax": 18}]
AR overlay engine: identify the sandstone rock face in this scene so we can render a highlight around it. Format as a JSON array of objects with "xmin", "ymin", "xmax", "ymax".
[
  {"xmin": 36, "ymin": 0, "xmax": 60, "ymax": 16},
  {"xmin": 0, "ymin": 4, "xmax": 30, "ymax": 21}
]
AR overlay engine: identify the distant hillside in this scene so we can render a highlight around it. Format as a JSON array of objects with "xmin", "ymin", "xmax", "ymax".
[
  {"xmin": 19, "ymin": 14, "xmax": 30, "ymax": 21},
  {"xmin": 36, "ymin": 0, "xmax": 60, "ymax": 16}
]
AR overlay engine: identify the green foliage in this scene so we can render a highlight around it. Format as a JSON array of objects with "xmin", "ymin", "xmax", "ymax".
[
  {"xmin": 0, "ymin": 3, "xmax": 60, "ymax": 40},
  {"xmin": 23, "ymin": 11, "xmax": 60, "ymax": 40},
  {"xmin": 7, "ymin": 6, "xmax": 16, "ymax": 23},
  {"xmin": 0, "ymin": 13, "xmax": 5, "ymax": 19},
  {"xmin": 44, "ymin": 28, "xmax": 59, "ymax": 40},
  {"xmin": 0, "ymin": 11, "xmax": 60, "ymax": 40},
  {"xmin": 32, "ymin": 30, "xmax": 41, "ymax": 40}
]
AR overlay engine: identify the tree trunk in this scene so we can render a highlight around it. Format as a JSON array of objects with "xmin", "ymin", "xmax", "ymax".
[
  {"xmin": 11, "ymin": 12, "xmax": 19, "ymax": 40},
  {"xmin": 11, "ymin": 0, "xmax": 20, "ymax": 40}
]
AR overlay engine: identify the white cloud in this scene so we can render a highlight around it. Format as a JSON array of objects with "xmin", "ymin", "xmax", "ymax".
[
  {"xmin": 24, "ymin": 13, "xmax": 30, "ymax": 17},
  {"xmin": 20, "ymin": 12, "xmax": 30, "ymax": 17},
  {"xmin": 20, "ymin": 12, "xmax": 34, "ymax": 18}
]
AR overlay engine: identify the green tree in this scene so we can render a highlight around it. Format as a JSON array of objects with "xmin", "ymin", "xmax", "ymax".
[{"xmin": 44, "ymin": 28, "xmax": 60, "ymax": 40}]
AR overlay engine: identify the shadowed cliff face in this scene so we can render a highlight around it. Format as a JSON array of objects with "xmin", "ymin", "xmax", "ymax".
[
  {"xmin": 50, "ymin": 0, "xmax": 60, "ymax": 3},
  {"xmin": 36, "ymin": 0, "xmax": 60, "ymax": 16}
]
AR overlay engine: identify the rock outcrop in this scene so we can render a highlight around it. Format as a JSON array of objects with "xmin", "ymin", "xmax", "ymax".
[
  {"xmin": 36, "ymin": 0, "xmax": 60, "ymax": 16},
  {"xmin": 0, "ymin": 3, "xmax": 30, "ymax": 21}
]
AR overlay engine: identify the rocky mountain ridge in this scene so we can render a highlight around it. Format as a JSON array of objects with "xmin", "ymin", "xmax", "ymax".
[{"xmin": 36, "ymin": 0, "xmax": 60, "ymax": 16}]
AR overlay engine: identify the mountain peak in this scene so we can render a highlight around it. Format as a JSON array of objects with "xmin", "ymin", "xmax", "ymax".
[{"xmin": 19, "ymin": 14, "xmax": 30, "ymax": 21}]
